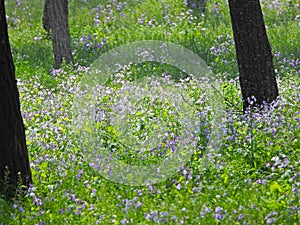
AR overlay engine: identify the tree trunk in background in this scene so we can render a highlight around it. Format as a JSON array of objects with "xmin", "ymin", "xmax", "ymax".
[
  {"xmin": 0, "ymin": 0, "xmax": 32, "ymax": 198},
  {"xmin": 42, "ymin": 0, "xmax": 50, "ymax": 32},
  {"xmin": 43, "ymin": 0, "xmax": 74, "ymax": 67},
  {"xmin": 228, "ymin": 0, "xmax": 279, "ymax": 111}
]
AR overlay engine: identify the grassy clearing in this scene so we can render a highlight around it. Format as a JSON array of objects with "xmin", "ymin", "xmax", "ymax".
[{"xmin": 1, "ymin": 0, "xmax": 299, "ymax": 224}]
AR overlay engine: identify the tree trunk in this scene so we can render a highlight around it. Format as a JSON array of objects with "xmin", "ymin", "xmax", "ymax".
[
  {"xmin": 44, "ymin": 0, "xmax": 74, "ymax": 67},
  {"xmin": 0, "ymin": 0, "xmax": 32, "ymax": 198},
  {"xmin": 42, "ymin": 0, "xmax": 50, "ymax": 32},
  {"xmin": 228, "ymin": 0, "xmax": 279, "ymax": 111}
]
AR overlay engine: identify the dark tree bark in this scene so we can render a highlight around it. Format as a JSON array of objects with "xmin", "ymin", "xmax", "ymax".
[
  {"xmin": 42, "ymin": 0, "xmax": 50, "ymax": 32},
  {"xmin": 43, "ymin": 0, "xmax": 74, "ymax": 67},
  {"xmin": 228, "ymin": 0, "xmax": 279, "ymax": 111},
  {"xmin": 0, "ymin": 0, "xmax": 32, "ymax": 198}
]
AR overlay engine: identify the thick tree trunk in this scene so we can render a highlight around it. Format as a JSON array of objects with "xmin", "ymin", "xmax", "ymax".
[
  {"xmin": 0, "ymin": 0, "xmax": 32, "ymax": 198},
  {"xmin": 228, "ymin": 0, "xmax": 279, "ymax": 111},
  {"xmin": 44, "ymin": 0, "xmax": 74, "ymax": 67}
]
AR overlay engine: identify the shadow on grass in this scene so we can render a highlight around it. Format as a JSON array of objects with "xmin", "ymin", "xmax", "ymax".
[{"xmin": 12, "ymin": 40, "xmax": 54, "ymax": 72}]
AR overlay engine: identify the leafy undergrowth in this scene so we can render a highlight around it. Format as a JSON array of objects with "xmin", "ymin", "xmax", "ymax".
[{"xmin": 1, "ymin": 0, "xmax": 299, "ymax": 224}]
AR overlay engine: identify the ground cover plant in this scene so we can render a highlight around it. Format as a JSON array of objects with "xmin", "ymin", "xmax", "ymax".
[{"xmin": 0, "ymin": 0, "xmax": 299, "ymax": 224}]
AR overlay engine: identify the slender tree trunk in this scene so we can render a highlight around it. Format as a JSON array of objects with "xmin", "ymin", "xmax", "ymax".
[
  {"xmin": 228, "ymin": 0, "xmax": 279, "ymax": 111},
  {"xmin": 43, "ymin": 0, "xmax": 74, "ymax": 67},
  {"xmin": 0, "ymin": 0, "xmax": 32, "ymax": 198}
]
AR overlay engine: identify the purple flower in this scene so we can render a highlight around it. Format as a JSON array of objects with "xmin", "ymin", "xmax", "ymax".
[
  {"xmin": 214, "ymin": 206, "xmax": 224, "ymax": 220},
  {"xmin": 266, "ymin": 218, "xmax": 276, "ymax": 224},
  {"xmin": 77, "ymin": 169, "xmax": 83, "ymax": 180},
  {"xmin": 69, "ymin": 194, "xmax": 76, "ymax": 201},
  {"xmin": 265, "ymin": 211, "xmax": 278, "ymax": 224},
  {"xmin": 238, "ymin": 213, "xmax": 244, "ymax": 221},
  {"xmin": 136, "ymin": 189, "xmax": 143, "ymax": 196},
  {"xmin": 214, "ymin": 213, "xmax": 224, "ymax": 220},
  {"xmin": 136, "ymin": 201, "xmax": 142, "ymax": 208},
  {"xmin": 120, "ymin": 219, "xmax": 127, "ymax": 224},
  {"xmin": 274, "ymin": 51, "xmax": 280, "ymax": 60},
  {"xmin": 17, "ymin": 0, "xmax": 22, "ymax": 7},
  {"xmin": 91, "ymin": 189, "xmax": 97, "ymax": 197},
  {"xmin": 212, "ymin": 3, "xmax": 220, "ymax": 15},
  {"xmin": 215, "ymin": 206, "xmax": 223, "ymax": 213}
]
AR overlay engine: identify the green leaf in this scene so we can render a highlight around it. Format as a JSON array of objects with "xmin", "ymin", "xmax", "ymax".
[
  {"xmin": 221, "ymin": 173, "xmax": 229, "ymax": 184},
  {"xmin": 107, "ymin": 125, "xmax": 113, "ymax": 133},
  {"xmin": 84, "ymin": 126, "xmax": 93, "ymax": 133},
  {"xmin": 270, "ymin": 181, "xmax": 283, "ymax": 194}
]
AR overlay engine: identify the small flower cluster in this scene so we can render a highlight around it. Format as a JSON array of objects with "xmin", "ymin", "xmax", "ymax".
[
  {"xmin": 92, "ymin": 1, "xmax": 127, "ymax": 27},
  {"xmin": 74, "ymin": 34, "xmax": 107, "ymax": 51}
]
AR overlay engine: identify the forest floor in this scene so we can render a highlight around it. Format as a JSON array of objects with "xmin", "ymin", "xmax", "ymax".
[{"xmin": 1, "ymin": 0, "xmax": 299, "ymax": 224}]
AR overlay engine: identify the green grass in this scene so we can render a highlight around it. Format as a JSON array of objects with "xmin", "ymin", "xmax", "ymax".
[{"xmin": 1, "ymin": 0, "xmax": 299, "ymax": 224}]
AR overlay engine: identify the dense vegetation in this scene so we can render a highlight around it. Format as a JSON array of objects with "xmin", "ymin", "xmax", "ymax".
[{"xmin": 1, "ymin": 0, "xmax": 299, "ymax": 224}]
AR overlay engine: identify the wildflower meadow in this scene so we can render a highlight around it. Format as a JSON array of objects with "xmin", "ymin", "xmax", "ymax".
[{"xmin": 0, "ymin": 0, "xmax": 299, "ymax": 224}]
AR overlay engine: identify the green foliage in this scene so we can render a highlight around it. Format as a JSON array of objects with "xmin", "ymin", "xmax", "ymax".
[{"xmin": 1, "ymin": 0, "xmax": 299, "ymax": 224}]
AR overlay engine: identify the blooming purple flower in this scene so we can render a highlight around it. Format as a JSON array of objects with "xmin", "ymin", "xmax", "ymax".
[
  {"xmin": 77, "ymin": 169, "xmax": 83, "ymax": 180},
  {"xmin": 214, "ymin": 213, "xmax": 224, "ymax": 220},
  {"xmin": 238, "ymin": 213, "xmax": 243, "ymax": 221},
  {"xmin": 215, "ymin": 206, "xmax": 223, "ymax": 213},
  {"xmin": 120, "ymin": 219, "xmax": 127, "ymax": 224},
  {"xmin": 274, "ymin": 51, "xmax": 281, "ymax": 60},
  {"xmin": 136, "ymin": 201, "xmax": 142, "ymax": 208}
]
